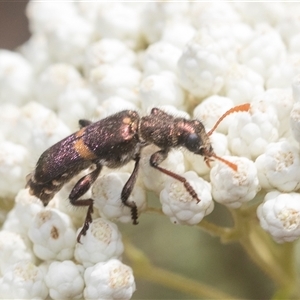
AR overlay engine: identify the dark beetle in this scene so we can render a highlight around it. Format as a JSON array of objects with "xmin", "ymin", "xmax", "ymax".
[{"xmin": 26, "ymin": 104, "xmax": 249, "ymax": 242}]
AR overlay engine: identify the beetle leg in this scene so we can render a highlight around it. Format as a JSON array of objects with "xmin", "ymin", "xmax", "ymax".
[
  {"xmin": 150, "ymin": 149, "xmax": 201, "ymax": 203},
  {"xmin": 121, "ymin": 156, "xmax": 140, "ymax": 225},
  {"xmin": 69, "ymin": 163, "xmax": 102, "ymax": 242}
]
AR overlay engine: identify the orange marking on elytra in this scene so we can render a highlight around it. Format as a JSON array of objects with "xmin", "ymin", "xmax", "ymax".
[{"xmin": 74, "ymin": 129, "xmax": 97, "ymax": 160}]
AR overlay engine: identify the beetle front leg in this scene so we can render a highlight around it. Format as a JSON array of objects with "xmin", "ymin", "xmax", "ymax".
[
  {"xmin": 150, "ymin": 149, "xmax": 201, "ymax": 203},
  {"xmin": 69, "ymin": 163, "xmax": 102, "ymax": 242},
  {"xmin": 121, "ymin": 156, "xmax": 140, "ymax": 225}
]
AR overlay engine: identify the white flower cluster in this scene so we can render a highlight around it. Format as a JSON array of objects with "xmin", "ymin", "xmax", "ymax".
[
  {"xmin": 1, "ymin": 1, "xmax": 300, "ymax": 299},
  {"xmin": 1, "ymin": 189, "xmax": 135, "ymax": 299}
]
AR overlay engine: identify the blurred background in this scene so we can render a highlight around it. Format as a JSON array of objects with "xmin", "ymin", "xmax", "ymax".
[{"xmin": 0, "ymin": 1, "xmax": 30, "ymax": 50}]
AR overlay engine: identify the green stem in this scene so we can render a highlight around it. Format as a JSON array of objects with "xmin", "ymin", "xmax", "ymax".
[
  {"xmin": 146, "ymin": 206, "xmax": 164, "ymax": 215},
  {"xmin": 197, "ymin": 219, "xmax": 240, "ymax": 241},
  {"xmin": 230, "ymin": 208, "xmax": 298, "ymax": 296},
  {"xmin": 124, "ymin": 239, "xmax": 241, "ymax": 300},
  {"xmin": 145, "ymin": 201, "xmax": 300, "ymax": 297},
  {"xmin": 146, "ymin": 206, "xmax": 242, "ymax": 242}
]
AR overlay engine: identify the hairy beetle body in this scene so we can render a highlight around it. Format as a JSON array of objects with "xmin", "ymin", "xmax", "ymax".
[
  {"xmin": 27, "ymin": 110, "xmax": 140, "ymax": 205},
  {"xmin": 26, "ymin": 104, "xmax": 250, "ymax": 242}
]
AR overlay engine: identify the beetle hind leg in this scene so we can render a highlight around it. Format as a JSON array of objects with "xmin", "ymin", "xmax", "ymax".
[
  {"xmin": 68, "ymin": 163, "xmax": 102, "ymax": 242},
  {"xmin": 121, "ymin": 156, "xmax": 140, "ymax": 225}
]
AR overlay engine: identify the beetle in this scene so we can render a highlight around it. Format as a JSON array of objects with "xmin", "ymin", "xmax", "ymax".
[{"xmin": 26, "ymin": 103, "xmax": 250, "ymax": 242}]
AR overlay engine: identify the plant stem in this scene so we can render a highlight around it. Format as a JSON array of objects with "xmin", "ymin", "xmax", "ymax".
[
  {"xmin": 124, "ymin": 239, "xmax": 241, "ymax": 300},
  {"xmin": 230, "ymin": 208, "xmax": 299, "ymax": 297}
]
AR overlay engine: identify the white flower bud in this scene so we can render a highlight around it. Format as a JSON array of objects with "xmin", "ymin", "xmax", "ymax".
[
  {"xmin": 255, "ymin": 140, "xmax": 300, "ymax": 192},
  {"xmin": 139, "ymin": 71, "xmax": 185, "ymax": 112},
  {"xmin": 178, "ymin": 31, "xmax": 229, "ymax": 99},
  {"xmin": 252, "ymin": 88, "xmax": 293, "ymax": 137},
  {"xmin": 0, "ymin": 50, "xmax": 33, "ymax": 105},
  {"xmin": 0, "ymin": 261, "xmax": 48, "ymax": 299},
  {"xmin": 57, "ymin": 85, "xmax": 98, "ymax": 131},
  {"xmin": 239, "ymin": 24, "xmax": 286, "ymax": 80},
  {"xmin": 88, "ymin": 64, "xmax": 141, "ymax": 105},
  {"xmin": 75, "ymin": 218, "xmax": 124, "ymax": 268},
  {"xmin": 228, "ymin": 101, "xmax": 279, "ymax": 160},
  {"xmin": 94, "ymin": 97, "xmax": 138, "ymax": 121},
  {"xmin": 0, "ymin": 231, "xmax": 36, "ymax": 275},
  {"xmin": 266, "ymin": 54, "xmax": 300, "ymax": 89},
  {"xmin": 18, "ymin": 34, "xmax": 49, "ymax": 74},
  {"xmin": 0, "ymin": 141, "xmax": 29, "ymax": 199},
  {"xmin": 50, "ymin": 170, "xmax": 93, "ymax": 229},
  {"xmin": 84, "ymin": 259, "xmax": 136, "ymax": 300},
  {"xmin": 160, "ymin": 171, "xmax": 213, "ymax": 225},
  {"xmin": 16, "ymin": 102, "xmax": 71, "ymax": 157},
  {"xmin": 140, "ymin": 146, "xmax": 185, "ymax": 195},
  {"xmin": 0, "ymin": 103, "xmax": 21, "ymax": 140},
  {"xmin": 233, "ymin": 2, "xmax": 286, "ymax": 26},
  {"xmin": 92, "ymin": 172, "xmax": 147, "ymax": 224},
  {"xmin": 276, "ymin": 9, "xmax": 300, "ymax": 46},
  {"xmin": 191, "ymin": 2, "xmax": 240, "ymax": 28},
  {"xmin": 211, "ymin": 156, "xmax": 260, "ymax": 208},
  {"xmin": 28, "ymin": 208, "xmax": 77, "ymax": 261},
  {"xmin": 290, "ymin": 33, "xmax": 300, "ymax": 54},
  {"xmin": 290, "ymin": 101, "xmax": 300, "ymax": 143},
  {"xmin": 142, "ymin": 2, "xmax": 190, "ymax": 44},
  {"xmin": 257, "ymin": 191, "xmax": 300, "ymax": 243},
  {"xmin": 223, "ymin": 64, "xmax": 264, "ymax": 104},
  {"xmin": 45, "ymin": 260, "xmax": 84, "ymax": 300},
  {"xmin": 196, "ymin": 23, "xmax": 253, "ymax": 63},
  {"xmin": 161, "ymin": 20, "xmax": 196, "ymax": 49},
  {"xmin": 34, "ymin": 63, "xmax": 83, "ymax": 110},
  {"xmin": 292, "ymin": 73, "xmax": 300, "ymax": 102},
  {"xmin": 83, "ymin": 38, "xmax": 137, "ymax": 77},
  {"xmin": 95, "ymin": 3, "xmax": 143, "ymax": 50},
  {"xmin": 193, "ymin": 95, "xmax": 234, "ymax": 134},
  {"xmin": 3, "ymin": 189, "xmax": 43, "ymax": 235},
  {"xmin": 26, "ymin": 2, "xmax": 77, "ymax": 34},
  {"xmin": 45, "ymin": 15, "xmax": 93, "ymax": 68},
  {"xmin": 141, "ymin": 41, "xmax": 181, "ymax": 76}
]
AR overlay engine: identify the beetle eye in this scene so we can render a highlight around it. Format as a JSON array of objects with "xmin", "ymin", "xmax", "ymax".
[{"xmin": 186, "ymin": 133, "xmax": 200, "ymax": 152}]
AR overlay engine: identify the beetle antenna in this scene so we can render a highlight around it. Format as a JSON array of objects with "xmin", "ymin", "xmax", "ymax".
[
  {"xmin": 210, "ymin": 153, "xmax": 237, "ymax": 171},
  {"xmin": 207, "ymin": 103, "xmax": 250, "ymax": 136}
]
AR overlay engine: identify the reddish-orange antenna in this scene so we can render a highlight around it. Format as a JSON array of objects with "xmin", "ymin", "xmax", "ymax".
[
  {"xmin": 205, "ymin": 103, "xmax": 250, "ymax": 172},
  {"xmin": 211, "ymin": 153, "xmax": 238, "ymax": 171},
  {"xmin": 207, "ymin": 103, "xmax": 251, "ymax": 136}
]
